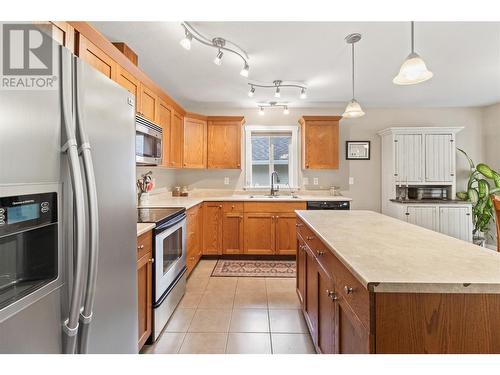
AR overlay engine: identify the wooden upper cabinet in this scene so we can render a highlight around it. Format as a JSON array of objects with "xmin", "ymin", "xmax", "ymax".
[
  {"xmin": 170, "ymin": 112, "xmax": 184, "ymax": 168},
  {"xmin": 36, "ymin": 22, "xmax": 75, "ymax": 51},
  {"xmin": 299, "ymin": 116, "xmax": 341, "ymax": 170},
  {"xmin": 275, "ymin": 213, "xmax": 298, "ymax": 255},
  {"xmin": 116, "ymin": 66, "xmax": 140, "ymax": 110},
  {"xmin": 202, "ymin": 202, "xmax": 223, "ymax": 255},
  {"xmin": 244, "ymin": 213, "xmax": 275, "ymax": 255},
  {"xmin": 139, "ymin": 83, "xmax": 159, "ymax": 123},
  {"xmin": 76, "ymin": 33, "xmax": 116, "ymax": 80},
  {"xmin": 207, "ymin": 117, "xmax": 244, "ymax": 169},
  {"xmin": 158, "ymin": 101, "xmax": 172, "ymax": 167},
  {"xmin": 183, "ymin": 115, "xmax": 207, "ymax": 169}
]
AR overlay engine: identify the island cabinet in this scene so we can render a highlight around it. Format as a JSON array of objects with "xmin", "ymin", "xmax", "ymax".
[
  {"xmin": 296, "ymin": 213, "xmax": 500, "ymax": 354},
  {"xmin": 137, "ymin": 230, "xmax": 153, "ymax": 351},
  {"xmin": 299, "ymin": 116, "xmax": 341, "ymax": 170}
]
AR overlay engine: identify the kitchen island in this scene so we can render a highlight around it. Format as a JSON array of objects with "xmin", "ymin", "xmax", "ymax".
[{"xmin": 295, "ymin": 210, "xmax": 500, "ymax": 354}]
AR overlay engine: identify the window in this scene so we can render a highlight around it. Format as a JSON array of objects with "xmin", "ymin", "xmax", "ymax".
[{"xmin": 245, "ymin": 125, "xmax": 299, "ymax": 188}]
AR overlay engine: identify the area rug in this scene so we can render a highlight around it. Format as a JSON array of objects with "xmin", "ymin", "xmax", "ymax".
[{"xmin": 211, "ymin": 259, "xmax": 296, "ymax": 278}]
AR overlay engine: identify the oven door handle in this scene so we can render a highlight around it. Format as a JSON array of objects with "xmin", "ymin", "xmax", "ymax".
[
  {"xmin": 154, "ymin": 213, "xmax": 187, "ymax": 234},
  {"xmin": 60, "ymin": 47, "xmax": 86, "ymax": 355}
]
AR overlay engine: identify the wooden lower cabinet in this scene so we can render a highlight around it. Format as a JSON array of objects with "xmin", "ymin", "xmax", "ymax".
[
  {"xmin": 202, "ymin": 202, "xmax": 223, "ymax": 255},
  {"xmin": 296, "ymin": 240, "xmax": 307, "ymax": 305},
  {"xmin": 186, "ymin": 204, "xmax": 203, "ymax": 275},
  {"xmin": 137, "ymin": 231, "xmax": 153, "ymax": 350},
  {"xmin": 222, "ymin": 211, "xmax": 244, "ymax": 254},
  {"xmin": 275, "ymin": 213, "xmax": 298, "ymax": 255},
  {"xmin": 244, "ymin": 213, "xmax": 275, "ymax": 255}
]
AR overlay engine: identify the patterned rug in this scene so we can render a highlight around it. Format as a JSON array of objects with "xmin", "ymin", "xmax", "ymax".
[{"xmin": 211, "ymin": 259, "xmax": 296, "ymax": 278}]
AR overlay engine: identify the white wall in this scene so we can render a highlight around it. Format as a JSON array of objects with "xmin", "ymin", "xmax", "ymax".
[
  {"xmin": 138, "ymin": 106, "xmax": 486, "ymax": 212},
  {"xmin": 482, "ymin": 102, "xmax": 500, "ymax": 172}
]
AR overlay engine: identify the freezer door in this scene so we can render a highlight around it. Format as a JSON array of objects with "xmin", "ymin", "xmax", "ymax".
[{"xmin": 75, "ymin": 58, "xmax": 138, "ymax": 353}]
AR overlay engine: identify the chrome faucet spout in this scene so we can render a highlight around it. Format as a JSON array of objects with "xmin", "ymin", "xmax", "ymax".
[{"xmin": 270, "ymin": 171, "xmax": 280, "ymax": 196}]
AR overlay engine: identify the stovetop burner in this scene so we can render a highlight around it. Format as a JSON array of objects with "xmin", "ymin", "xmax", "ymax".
[{"xmin": 137, "ymin": 207, "xmax": 185, "ymax": 227}]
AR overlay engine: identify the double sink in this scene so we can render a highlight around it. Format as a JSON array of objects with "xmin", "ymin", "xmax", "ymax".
[{"xmin": 244, "ymin": 194, "xmax": 300, "ymax": 199}]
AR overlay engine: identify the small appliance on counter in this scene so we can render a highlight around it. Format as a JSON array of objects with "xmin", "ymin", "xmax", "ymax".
[
  {"xmin": 137, "ymin": 207, "xmax": 186, "ymax": 342},
  {"xmin": 397, "ymin": 186, "xmax": 451, "ymax": 201}
]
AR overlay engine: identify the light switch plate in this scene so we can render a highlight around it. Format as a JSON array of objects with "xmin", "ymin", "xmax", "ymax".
[
  {"xmin": 224, "ymin": 177, "xmax": 230, "ymax": 185},
  {"xmin": 349, "ymin": 177, "xmax": 354, "ymax": 185},
  {"xmin": 313, "ymin": 178, "xmax": 319, "ymax": 185}
]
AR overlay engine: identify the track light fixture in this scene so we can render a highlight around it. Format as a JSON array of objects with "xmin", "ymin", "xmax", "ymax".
[
  {"xmin": 180, "ymin": 22, "xmax": 250, "ymax": 77},
  {"xmin": 247, "ymin": 80, "xmax": 307, "ymax": 100},
  {"xmin": 256, "ymin": 102, "xmax": 290, "ymax": 115}
]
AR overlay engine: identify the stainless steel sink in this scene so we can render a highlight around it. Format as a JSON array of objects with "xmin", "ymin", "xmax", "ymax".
[{"xmin": 248, "ymin": 195, "xmax": 300, "ymax": 199}]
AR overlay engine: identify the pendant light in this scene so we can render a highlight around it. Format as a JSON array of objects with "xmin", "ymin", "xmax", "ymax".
[
  {"xmin": 393, "ymin": 22, "xmax": 433, "ymax": 85},
  {"xmin": 342, "ymin": 33, "xmax": 365, "ymax": 119}
]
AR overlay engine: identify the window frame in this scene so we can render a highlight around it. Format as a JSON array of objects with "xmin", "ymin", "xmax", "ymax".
[{"xmin": 244, "ymin": 124, "xmax": 299, "ymax": 189}]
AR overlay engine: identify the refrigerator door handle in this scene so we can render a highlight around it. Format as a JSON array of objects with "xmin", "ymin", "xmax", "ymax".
[
  {"xmin": 60, "ymin": 47, "xmax": 87, "ymax": 354},
  {"xmin": 74, "ymin": 57, "xmax": 100, "ymax": 354}
]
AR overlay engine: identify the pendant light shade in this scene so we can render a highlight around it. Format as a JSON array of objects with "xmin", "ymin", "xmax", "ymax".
[
  {"xmin": 342, "ymin": 99, "xmax": 365, "ymax": 118},
  {"xmin": 343, "ymin": 33, "xmax": 365, "ymax": 119},
  {"xmin": 394, "ymin": 22, "xmax": 433, "ymax": 85}
]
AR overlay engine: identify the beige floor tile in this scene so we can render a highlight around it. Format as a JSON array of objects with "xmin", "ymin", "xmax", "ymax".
[
  {"xmin": 186, "ymin": 276, "xmax": 210, "ymax": 293},
  {"xmin": 266, "ymin": 278, "xmax": 296, "ymax": 292},
  {"xmin": 198, "ymin": 290, "xmax": 235, "ymax": 309},
  {"xmin": 269, "ymin": 309, "xmax": 308, "ymax": 333},
  {"xmin": 179, "ymin": 333, "xmax": 227, "ymax": 354},
  {"xmin": 229, "ymin": 308, "xmax": 270, "ymax": 333},
  {"xmin": 226, "ymin": 333, "xmax": 272, "ymax": 354},
  {"xmin": 267, "ymin": 290, "xmax": 301, "ymax": 309},
  {"xmin": 143, "ymin": 332, "xmax": 186, "ymax": 354},
  {"xmin": 188, "ymin": 308, "xmax": 232, "ymax": 333},
  {"xmin": 205, "ymin": 277, "xmax": 238, "ymax": 293},
  {"xmin": 164, "ymin": 308, "xmax": 196, "ymax": 333},
  {"xmin": 178, "ymin": 292, "xmax": 203, "ymax": 309},
  {"xmin": 236, "ymin": 277, "xmax": 267, "ymax": 293},
  {"xmin": 271, "ymin": 333, "xmax": 316, "ymax": 354},
  {"xmin": 233, "ymin": 290, "xmax": 268, "ymax": 309}
]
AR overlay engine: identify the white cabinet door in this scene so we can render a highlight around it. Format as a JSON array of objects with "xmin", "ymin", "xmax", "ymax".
[
  {"xmin": 438, "ymin": 206, "xmax": 473, "ymax": 242},
  {"xmin": 425, "ymin": 134, "xmax": 454, "ymax": 183},
  {"xmin": 394, "ymin": 134, "xmax": 423, "ymax": 183},
  {"xmin": 405, "ymin": 206, "xmax": 438, "ymax": 231}
]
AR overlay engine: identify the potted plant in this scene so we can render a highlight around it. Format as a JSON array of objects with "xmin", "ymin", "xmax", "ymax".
[{"xmin": 456, "ymin": 149, "xmax": 500, "ymax": 246}]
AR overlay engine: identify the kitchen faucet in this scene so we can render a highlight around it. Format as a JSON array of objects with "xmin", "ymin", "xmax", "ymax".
[{"xmin": 270, "ymin": 171, "xmax": 280, "ymax": 196}]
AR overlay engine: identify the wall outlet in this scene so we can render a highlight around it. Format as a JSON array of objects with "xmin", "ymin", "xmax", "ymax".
[
  {"xmin": 303, "ymin": 177, "xmax": 309, "ymax": 185},
  {"xmin": 224, "ymin": 177, "xmax": 230, "ymax": 185},
  {"xmin": 349, "ymin": 177, "xmax": 354, "ymax": 185},
  {"xmin": 313, "ymin": 177, "xmax": 319, "ymax": 185}
]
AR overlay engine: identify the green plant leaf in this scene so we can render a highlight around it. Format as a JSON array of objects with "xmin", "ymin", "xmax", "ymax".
[{"xmin": 457, "ymin": 148, "xmax": 475, "ymax": 170}]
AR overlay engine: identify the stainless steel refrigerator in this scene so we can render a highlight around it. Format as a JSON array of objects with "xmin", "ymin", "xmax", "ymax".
[{"xmin": 0, "ymin": 25, "xmax": 138, "ymax": 353}]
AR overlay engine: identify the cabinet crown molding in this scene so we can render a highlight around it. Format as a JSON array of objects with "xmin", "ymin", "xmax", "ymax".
[{"xmin": 377, "ymin": 126, "xmax": 464, "ymax": 136}]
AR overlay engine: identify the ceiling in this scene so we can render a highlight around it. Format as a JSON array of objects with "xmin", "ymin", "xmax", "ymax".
[{"xmin": 92, "ymin": 22, "xmax": 500, "ymax": 110}]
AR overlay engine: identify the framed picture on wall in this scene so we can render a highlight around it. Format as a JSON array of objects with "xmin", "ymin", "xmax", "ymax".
[{"xmin": 346, "ymin": 141, "xmax": 370, "ymax": 160}]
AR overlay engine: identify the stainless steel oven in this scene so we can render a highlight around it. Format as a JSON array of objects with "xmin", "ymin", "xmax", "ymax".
[{"xmin": 135, "ymin": 115, "xmax": 162, "ymax": 166}]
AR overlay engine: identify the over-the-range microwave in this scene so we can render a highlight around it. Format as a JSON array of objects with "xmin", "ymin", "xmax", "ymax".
[{"xmin": 136, "ymin": 114, "xmax": 162, "ymax": 165}]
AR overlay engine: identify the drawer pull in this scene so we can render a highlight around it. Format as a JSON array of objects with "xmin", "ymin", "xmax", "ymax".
[
  {"xmin": 295, "ymin": 223, "xmax": 303, "ymax": 227},
  {"xmin": 344, "ymin": 285, "xmax": 354, "ymax": 295},
  {"xmin": 317, "ymin": 250, "xmax": 325, "ymax": 256},
  {"xmin": 306, "ymin": 236, "xmax": 315, "ymax": 241},
  {"xmin": 149, "ymin": 258, "xmax": 155, "ymax": 263},
  {"xmin": 137, "ymin": 244, "xmax": 144, "ymax": 249},
  {"xmin": 326, "ymin": 290, "xmax": 338, "ymax": 301}
]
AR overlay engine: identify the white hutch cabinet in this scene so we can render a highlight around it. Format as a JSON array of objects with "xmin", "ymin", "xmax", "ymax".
[{"xmin": 379, "ymin": 127, "xmax": 473, "ymax": 242}]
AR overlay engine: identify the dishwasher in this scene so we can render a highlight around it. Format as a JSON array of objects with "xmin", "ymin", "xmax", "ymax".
[{"xmin": 306, "ymin": 201, "xmax": 350, "ymax": 210}]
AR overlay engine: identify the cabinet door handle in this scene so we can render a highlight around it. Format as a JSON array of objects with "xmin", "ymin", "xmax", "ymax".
[
  {"xmin": 149, "ymin": 258, "xmax": 155, "ymax": 263},
  {"xmin": 306, "ymin": 236, "xmax": 315, "ymax": 241},
  {"xmin": 295, "ymin": 223, "xmax": 303, "ymax": 227},
  {"xmin": 344, "ymin": 285, "xmax": 354, "ymax": 295},
  {"xmin": 276, "ymin": 216, "xmax": 280, "ymax": 219},
  {"xmin": 219, "ymin": 205, "xmax": 222, "ymax": 208},
  {"xmin": 137, "ymin": 244, "xmax": 144, "ymax": 249},
  {"xmin": 326, "ymin": 290, "xmax": 338, "ymax": 301},
  {"xmin": 317, "ymin": 250, "xmax": 325, "ymax": 256}
]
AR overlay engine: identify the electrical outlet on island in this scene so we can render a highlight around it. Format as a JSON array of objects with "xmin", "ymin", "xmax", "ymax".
[
  {"xmin": 313, "ymin": 177, "xmax": 319, "ymax": 185},
  {"xmin": 224, "ymin": 177, "xmax": 230, "ymax": 185}
]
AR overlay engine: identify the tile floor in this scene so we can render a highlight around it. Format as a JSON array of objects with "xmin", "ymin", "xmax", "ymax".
[{"xmin": 142, "ymin": 259, "xmax": 315, "ymax": 354}]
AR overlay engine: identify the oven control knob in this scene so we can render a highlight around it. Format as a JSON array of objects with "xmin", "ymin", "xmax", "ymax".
[
  {"xmin": 41, "ymin": 207, "xmax": 49, "ymax": 213},
  {"xmin": 41, "ymin": 202, "xmax": 49, "ymax": 208}
]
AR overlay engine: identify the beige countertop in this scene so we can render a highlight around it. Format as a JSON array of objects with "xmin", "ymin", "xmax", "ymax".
[
  {"xmin": 296, "ymin": 210, "xmax": 500, "ymax": 294},
  {"xmin": 137, "ymin": 223, "xmax": 155, "ymax": 237},
  {"xmin": 139, "ymin": 192, "xmax": 352, "ymax": 210}
]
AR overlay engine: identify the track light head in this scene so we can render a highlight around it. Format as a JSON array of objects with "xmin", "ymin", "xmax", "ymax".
[
  {"xmin": 180, "ymin": 31, "xmax": 193, "ymax": 50},
  {"xmin": 300, "ymin": 88, "xmax": 307, "ymax": 99},
  {"xmin": 274, "ymin": 87, "xmax": 281, "ymax": 98},
  {"xmin": 258, "ymin": 106, "xmax": 265, "ymax": 116},
  {"xmin": 248, "ymin": 86, "xmax": 255, "ymax": 97},
  {"xmin": 240, "ymin": 62, "xmax": 250, "ymax": 77},
  {"xmin": 283, "ymin": 106, "xmax": 290, "ymax": 115},
  {"xmin": 214, "ymin": 50, "xmax": 223, "ymax": 66}
]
